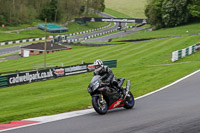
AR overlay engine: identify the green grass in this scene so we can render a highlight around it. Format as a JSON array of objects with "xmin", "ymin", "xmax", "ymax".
[
  {"xmin": 0, "ymin": 22, "xmax": 109, "ymax": 43},
  {"xmin": 0, "ymin": 52, "xmax": 18, "ymax": 58},
  {"xmin": 104, "ymin": 8, "xmax": 131, "ymax": 18},
  {"xmin": 113, "ymin": 22, "xmax": 200, "ymax": 42},
  {"xmin": 0, "ymin": 20, "xmax": 43, "ymax": 32},
  {"xmin": 0, "ymin": 35, "xmax": 200, "ymax": 123},
  {"xmin": 105, "ymin": 0, "xmax": 147, "ymax": 18}
]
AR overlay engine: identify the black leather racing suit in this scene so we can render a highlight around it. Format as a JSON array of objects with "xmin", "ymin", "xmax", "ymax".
[{"xmin": 93, "ymin": 66, "xmax": 117, "ymax": 89}]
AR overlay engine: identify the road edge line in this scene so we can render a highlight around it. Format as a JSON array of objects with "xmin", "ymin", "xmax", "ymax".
[
  {"xmin": 1, "ymin": 69, "xmax": 199, "ymax": 132},
  {"xmin": 135, "ymin": 69, "xmax": 200, "ymax": 100}
]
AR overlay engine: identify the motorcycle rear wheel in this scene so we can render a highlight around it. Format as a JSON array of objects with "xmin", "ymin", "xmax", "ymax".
[
  {"xmin": 92, "ymin": 96, "xmax": 108, "ymax": 115},
  {"xmin": 124, "ymin": 92, "xmax": 135, "ymax": 109}
]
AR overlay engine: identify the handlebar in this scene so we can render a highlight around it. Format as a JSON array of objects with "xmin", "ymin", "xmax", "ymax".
[{"xmin": 101, "ymin": 82, "xmax": 110, "ymax": 86}]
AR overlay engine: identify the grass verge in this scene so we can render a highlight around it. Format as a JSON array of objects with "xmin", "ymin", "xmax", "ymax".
[
  {"xmin": 0, "ymin": 35, "xmax": 200, "ymax": 123},
  {"xmin": 105, "ymin": 0, "xmax": 147, "ymax": 18},
  {"xmin": 0, "ymin": 22, "xmax": 109, "ymax": 43},
  {"xmin": 113, "ymin": 22, "xmax": 200, "ymax": 42}
]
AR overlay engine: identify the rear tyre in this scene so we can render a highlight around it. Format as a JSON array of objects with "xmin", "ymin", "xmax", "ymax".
[
  {"xmin": 92, "ymin": 96, "xmax": 108, "ymax": 115},
  {"xmin": 124, "ymin": 92, "xmax": 135, "ymax": 109}
]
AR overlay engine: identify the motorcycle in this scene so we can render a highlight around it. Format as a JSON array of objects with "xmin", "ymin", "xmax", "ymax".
[{"xmin": 88, "ymin": 75, "xmax": 135, "ymax": 114}]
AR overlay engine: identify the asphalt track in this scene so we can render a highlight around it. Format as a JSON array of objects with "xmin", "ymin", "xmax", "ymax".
[
  {"xmin": 0, "ymin": 45, "xmax": 26, "ymax": 55},
  {"xmin": 2, "ymin": 70, "xmax": 200, "ymax": 133}
]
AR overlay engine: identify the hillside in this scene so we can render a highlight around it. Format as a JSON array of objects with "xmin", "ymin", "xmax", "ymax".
[
  {"xmin": 0, "ymin": 0, "xmax": 200, "ymax": 124},
  {"xmin": 0, "ymin": 35, "xmax": 200, "ymax": 123},
  {"xmin": 105, "ymin": 0, "xmax": 147, "ymax": 18}
]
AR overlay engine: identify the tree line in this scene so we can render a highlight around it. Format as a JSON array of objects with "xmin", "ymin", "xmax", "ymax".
[
  {"xmin": 0, "ymin": 0, "xmax": 105, "ymax": 26},
  {"xmin": 145, "ymin": 0, "xmax": 200, "ymax": 29}
]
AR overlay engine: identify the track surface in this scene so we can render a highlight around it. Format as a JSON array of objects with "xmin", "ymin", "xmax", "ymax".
[{"xmin": 2, "ymin": 70, "xmax": 200, "ymax": 133}]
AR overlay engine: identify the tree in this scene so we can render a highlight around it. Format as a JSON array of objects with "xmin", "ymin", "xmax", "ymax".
[
  {"xmin": 145, "ymin": 0, "xmax": 164, "ymax": 29},
  {"xmin": 161, "ymin": 0, "xmax": 189, "ymax": 27},
  {"xmin": 40, "ymin": 0, "xmax": 60, "ymax": 22},
  {"xmin": 187, "ymin": 0, "xmax": 200, "ymax": 18},
  {"xmin": 145, "ymin": 0, "xmax": 198, "ymax": 29},
  {"xmin": 0, "ymin": 0, "xmax": 105, "ymax": 25}
]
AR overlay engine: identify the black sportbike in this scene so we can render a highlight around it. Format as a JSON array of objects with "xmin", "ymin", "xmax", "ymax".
[{"xmin": 88, "ymin": 75, "xmax": 135, "ymax": 114}]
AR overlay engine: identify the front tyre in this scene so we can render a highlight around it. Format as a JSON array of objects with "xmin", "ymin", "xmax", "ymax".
[
  {"xmin": 92, "ymin": 96, "xmax": 108, "ymax": 115},
  {"xmin": 124, "ymin": 92, "xmax": 135, "ymax": 109}
]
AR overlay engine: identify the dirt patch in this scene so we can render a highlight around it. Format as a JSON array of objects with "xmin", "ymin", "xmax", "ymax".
[
  {"xmin": 3, "ymin": 55, "xmax": 21, "ymax": 59},
  {"xmin": 64, "ymin": 42, "xmax": 125, "ymax": 47},
  {"xmin": 117, "ymin": 38, "xmax": 156, "ymax": 42},
  {"xmin": 3, "ymin": 27, "xmax": 37, "ymax": 33}
]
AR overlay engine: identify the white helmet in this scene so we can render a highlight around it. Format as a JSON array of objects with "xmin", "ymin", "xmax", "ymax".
[{"xmin": 93, "ymin": 59, "xmax": 103, "ymax": 72}]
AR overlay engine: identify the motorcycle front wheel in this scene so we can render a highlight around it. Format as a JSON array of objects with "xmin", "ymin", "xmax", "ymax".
[
  {"xmin": 124, "ymin": 92, "xmax": 135, "ymax": 109},
  {"xmin": 92, "ymin": 96, "xmax": 108, "ymax": 115}
]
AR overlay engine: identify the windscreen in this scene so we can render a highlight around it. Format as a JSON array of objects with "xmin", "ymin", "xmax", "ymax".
[{"xmin": 90, "ymin": 75, "xmax": 101, "ymax": 83}]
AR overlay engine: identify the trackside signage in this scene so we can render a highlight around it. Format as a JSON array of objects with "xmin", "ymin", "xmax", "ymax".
[
  {"xmin": 6, "ymin": 64, "xmax": 88, "ymax": 87},
  {"xmin": 75, "ymin": 17, "xmax": 148, "ymax": 24},
  {"xmin": 8, "ymin": 69, "xmax": 54, "ymax": 86},
  {"xmin": 64, "ymin": 65, "xmax": 88, "ymax": 75},
  {"xmin": 0, "ymin": 60, "xmax": 117, "ymax": 88},
  {"xmin": 101, "ymin": 18, "xmax": 136, "ymax": 23}
]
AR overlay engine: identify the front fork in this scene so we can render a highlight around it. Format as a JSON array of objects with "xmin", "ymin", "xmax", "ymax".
[{"xmin": 100, "ymin": 92, "xmax": 104, "ymax": 104}]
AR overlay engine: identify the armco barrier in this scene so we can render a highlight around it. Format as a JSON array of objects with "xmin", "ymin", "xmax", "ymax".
[
  {"xmin": 0, "ymin": 23, "xmax": 111, "ymax": 46},
  {"xmin": 0, "ymin": 60, "xmax": 117, "ymax": 88},
  {"xmin": 172, "ymin": 43, "xmax": 199, "ymax": 62}
]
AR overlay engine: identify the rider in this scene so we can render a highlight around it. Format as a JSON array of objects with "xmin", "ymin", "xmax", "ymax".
[{"xmin": 93, "ymin": 59, "xmax": 125, "ymax": 95}]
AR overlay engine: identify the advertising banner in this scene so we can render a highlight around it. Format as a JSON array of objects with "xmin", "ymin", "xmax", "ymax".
[
  {"xmin": 7, "ymin": 69, "xmax": 54, "ymax": 86},
  {"xmin": 51, "ymin": 64, "xmax": 88, "ymax": 77},
  {"xmin": 75, "ymin": 17, "xmax": 148, "ymax": 24},
  {"xmin": 0, "ymin": 60, "xmax": 117, "ymax": 88},
  {"xmin": 64, "ymin": 65, "xmax": 88, "ymax": 76}
]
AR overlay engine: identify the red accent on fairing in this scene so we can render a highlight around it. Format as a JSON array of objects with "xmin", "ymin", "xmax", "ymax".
[{"xmin": 109, "ymin": 99, "xmax": 124, "ymax": 110}]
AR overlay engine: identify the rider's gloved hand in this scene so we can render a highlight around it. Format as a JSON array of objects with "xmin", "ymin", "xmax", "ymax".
[{"xmin": 104, "ymin": 80, "xmax": 110, "ymax": 84}]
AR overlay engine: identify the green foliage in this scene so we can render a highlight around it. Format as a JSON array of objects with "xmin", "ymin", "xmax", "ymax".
[
  {"xmin": 145, "ymin": 0, "xmax": 163, "ymax": 28},
  {"xmin": 0, "ymin": 0, "xmax": 105, "ymax": 25},
  {"xmin": 40, "ymin": 0, "xmax": 60, "ymax": 22},
  {"xmin": 162, "ymin": 0, "xmax": 189, "ymax": 27},
  {"xmin": 0, "ymin": 15, "xmax": 7, "ymax": 25},
  {"xmin": 100, "ymin": 0, "xmax": 105, "ymax": 12},
  {"xmin": 187, "ymin": 0, "xmax": 200, "ymax": 18},
  {"xmin": 145, "ymin": 0, "xmax": 200, "ymax": 28}
]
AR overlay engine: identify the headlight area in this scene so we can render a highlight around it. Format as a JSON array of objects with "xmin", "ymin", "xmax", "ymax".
[
  {"xmin": 93, "ymin": 81, "xmax": 100, "ymax": 91},
  {"xmin": 88, "ymin": 87, "xmax": 92, "ymax": 93}
]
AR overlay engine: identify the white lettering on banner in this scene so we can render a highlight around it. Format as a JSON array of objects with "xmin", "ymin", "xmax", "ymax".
[
  {"xmin": 9, "ymin": 70, "xmax": 54, "ymax": 84},
  {"xmin": 102, "ymin": 18, "xmax": 136, "ymax": 23},
  {"xmin": 65, "ymin": 70, "xmax": 88, "ymax": 76},
  {"xmin": 65, "ymin": 65, "xmax": 87, "ymax": 73}
]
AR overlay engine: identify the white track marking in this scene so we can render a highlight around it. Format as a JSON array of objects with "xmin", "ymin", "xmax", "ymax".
[
  {"xmin": 1, "ymin": 69, "xmax": 200, "ymax": 132},
  {"xmin": 135, "ymin": 69, "xmax": 200, "ymax": 100}
]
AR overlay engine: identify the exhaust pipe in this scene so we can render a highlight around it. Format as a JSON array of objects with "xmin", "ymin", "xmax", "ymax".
[
  {"xmin": 124, "ymin": 80, "xmax": 131, "ymax": 100},
  {"xmin": 126, "ymin": 80, "xmax": 130, "ymax": 92}
]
